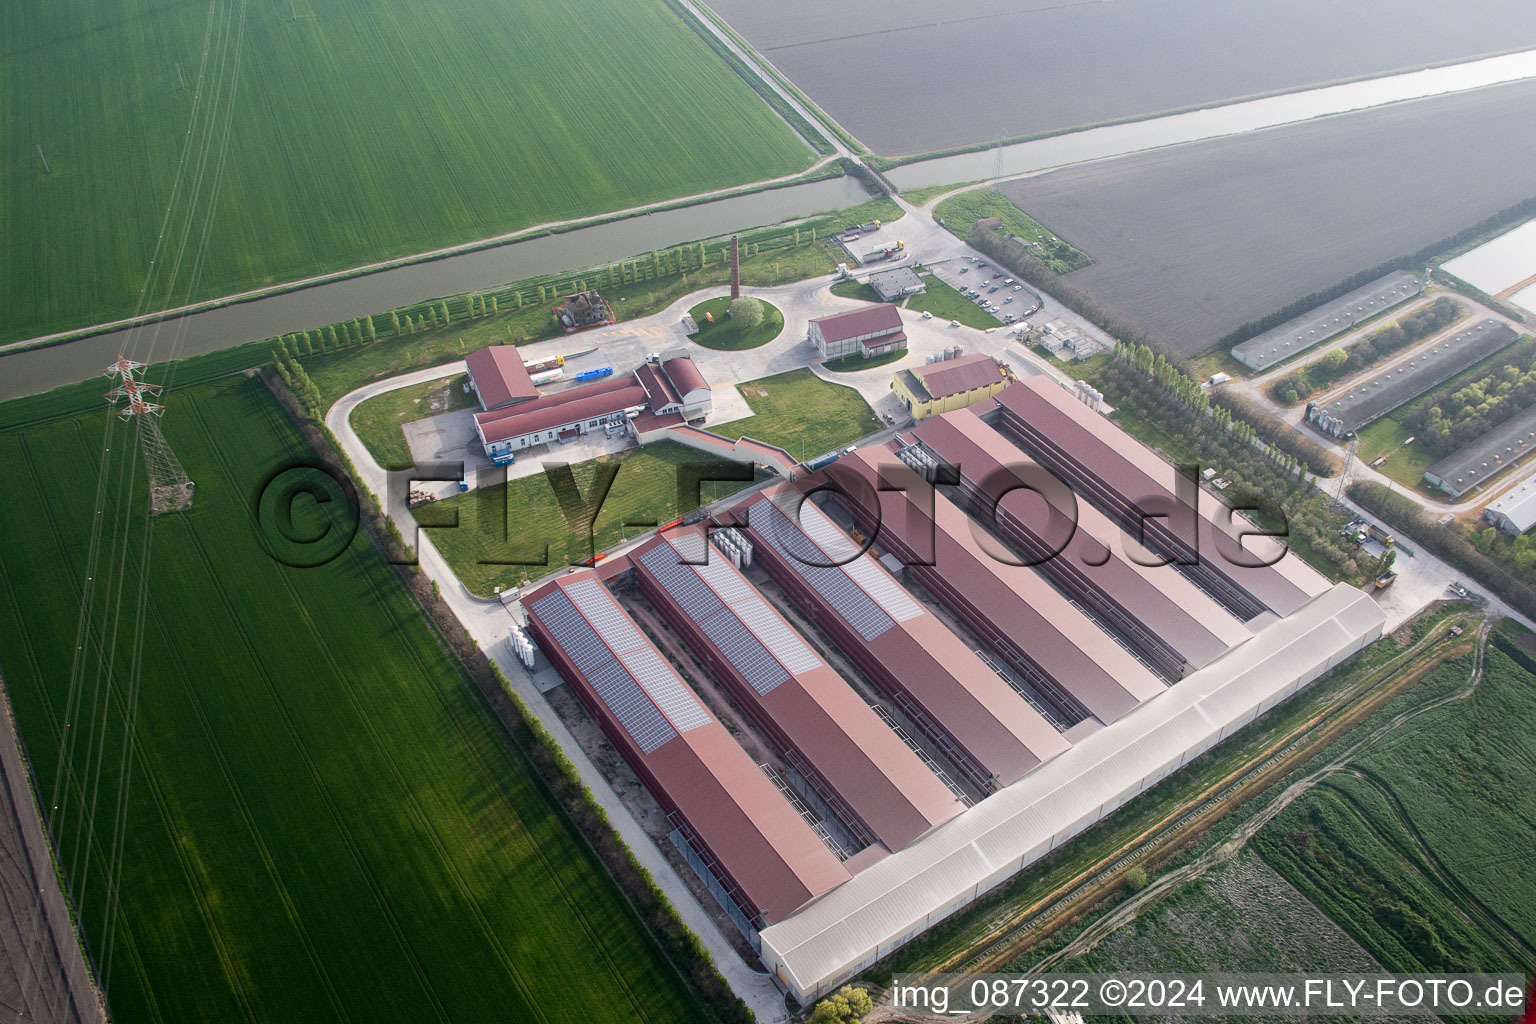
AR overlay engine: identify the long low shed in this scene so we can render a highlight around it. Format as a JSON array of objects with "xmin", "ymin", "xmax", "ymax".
[
  {"xmin": 820, "ymin": 446, "xmax": 1165, "ymax": 725},
  {"xmin": 1424, "ymin": 401, "xmax": 1536, "ymax": 500},
  {"xmin": 909, "ymin": 407, "xmax": 1252, "ymax": 676},
  {"xmin": 1307, "ymin": 318, "xmax": 1519, "ymax": 438},
  {"xmin": 991, "ymin": 379, "xmax": 1329, "ymax": 621},
  {"xmin": 1229, "ymin": 270, "xmax": 1422, "ymax": 372},
  {"xmin": 629, "ymin": 527, "xmax": 965, "ymax": 854},
  {"xmin": 731, "ymin": 487, "xmax": 1070, "ymax": 794},
  {"xmin": 758, "ymin": 583, "xmax": 1384, "ymax": 1002},
  {"xmin": 524, "ymin": 571, "xmax": 850, "ymax": 933}
]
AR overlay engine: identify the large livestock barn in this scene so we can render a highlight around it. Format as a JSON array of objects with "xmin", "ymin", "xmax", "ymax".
[
  {"xmin": 519, "ymin": 378, "xmax": 1384, "ymax": 1003},
  {"xmin": 1230, "ymin": 270, "xmax": 1422, "ymax": 372},
  {"xmin": 1423, "ymin": 401, "xmax": 1536, "ymax": 500},
  {"xmin": 523, "ymin": 572, "xmax": 850, "ymax": 938},
  {"xmin": 1307, "ymin": 319, "xmax": 1518, "ymax": 439}
]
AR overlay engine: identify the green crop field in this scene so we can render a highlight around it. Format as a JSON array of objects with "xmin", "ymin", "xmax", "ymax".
[
  {"xmin": 0, "ymin": 378, "xmax": 703, "ymax": 1024},
  {"xmin": 3, "ymin": 0, "xmax": 813, "ymax": 344},
  {"xmin": 1255, "ymin": 636, "xmax": 1536, "ymax": 973}
]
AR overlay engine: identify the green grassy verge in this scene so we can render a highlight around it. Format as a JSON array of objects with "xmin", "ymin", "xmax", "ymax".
[
  {"xmin": 3, "ymin": 0, "xmax": 816, "ymax": 343},
  {"xmin": 933, "ymin": 188, "xmax": 1092, "ymax": 272},
  {"xmin": 421, "ymin": 442, "xmax": 764, "ymax": 596},
  {"xmin": 900, "ymin": 181, "xmax": 982, "ymax": 206},
  {"xmin": 0, "ymin": 377, "xmax": 703, "ymax": 1024},
  {"xmin": 421, "ymin": 369, "xmax": 878, "ymax": 595},
  {"xmin": 686, "ymin": 297, "xmax": 783, "ymax": 351},
  {"xmin": 824, "ymin": 349, "xmax": 907, "ymax": 372},
  {"xmin": 829, "ymin": 280, "xmax": 881, "ymax": 303},
  {"xmin": 1355, "ymin": 418, "xmax": 1438, "ymax": 491},
  {"xmin": 910, "ymin": 274, "xmax": 999, "ymax": 329},
  {"xmin": 713, "ymin": 368, "xmax": 880, "ymax": 460},
  {"xmin": 349, "ymin": 372, "xmax": 478, "ymax": 470}
]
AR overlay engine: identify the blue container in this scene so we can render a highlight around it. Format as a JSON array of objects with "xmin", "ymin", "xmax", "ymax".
[{"xmin": 575, "ymin": 366, "xmax": 614, "ymax": 382}]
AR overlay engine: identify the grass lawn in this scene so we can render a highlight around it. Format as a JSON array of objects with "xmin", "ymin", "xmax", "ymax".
[
  {"xmin": 824, "ymin": 348, "xmax": 907, "ymax": 372},
  {"xmin": 1187, "ymin": 348, "xmax": 1253, "ymax": 383},
  {"xmin": 687, "ymin": 296, "xmax": 783, "ymax": 351},
  {"xmin": 829, "ymin": 280, "xmax": 880, "ymax": 303},
  {"xmin": 1355, "ymin": 417, "xmax": 1438, "ymax": 491},
  {"xmin": 421, "ymin": 442, "xmax": 763, "ymax": 596},
  {"xmin": 423, "ymin": 371, "xmax": 877, "ymax": 594},
  {"xmin": 910, "ymin": 274, "xmax": 999, "ymax": 330},
  {"xmin": 714, "ymin": 368, "xmax": 879, "ymax": 461},
  {"xmin": 933, "ymin": 188, "xmax": 1092, "ymax": 272},
  {"xmin": 349, "ymin": 372, "xmax": 478, "ymax": 469},
  {"xmin": 3, "ymin": 0, "xmax": 815, "ymax": 343},
  {"xmin": 0, "ymin": 377, "xmax": 702, "ymax": 1024}
]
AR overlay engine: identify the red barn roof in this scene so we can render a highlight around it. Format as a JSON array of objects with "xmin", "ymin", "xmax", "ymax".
[
  {"xmin": 825, "ymin": 448, "xmax": 1166, "ymax": 724},
  {"xmin": 473, "ymin": 375, "xmax": 644, "ymax": 444},
  {"xmin": 810, "ymin": 305, "xmax": 903, "ymax": 344},
  {"xmin": 632, "ymin": 527, "xmax": 964, "ymax": 852},
  {"xmin": 731, "ymin": 486, "xmax": 1069, "ymax": 791},
  {"xmin": 663, "ymin": 356, "xmax": 709, "ymax": 397},
  {"xmin": 913, "ymin": 353, "xmax": 1002, "ymax": 399},
  {"xmin": 524, "ymin": 571, "xmax": 850, "ymax": 924},
  {"xmin": 464, "ymin": 346, "xmax": 537, "ymax": 409}
]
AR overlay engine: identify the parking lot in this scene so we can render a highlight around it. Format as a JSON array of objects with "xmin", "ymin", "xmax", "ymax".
[{"xmin": 927, "ymin": 257, "xmax": 1040, "ymax": 327}]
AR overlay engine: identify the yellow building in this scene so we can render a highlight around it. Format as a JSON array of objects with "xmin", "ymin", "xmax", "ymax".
[{"xmin": 892, "ymin": 353, "xmax": 1007, "ymax": 420}]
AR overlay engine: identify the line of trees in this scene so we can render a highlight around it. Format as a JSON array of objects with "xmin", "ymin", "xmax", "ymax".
[
  {"xmin": 1223, "ymin": 192, "xmax": 1536, "ymax": 351},
  {"xmin": 1116, "ymin": 340, "xmax": 1339, "ymax": 477},
  {"xmin": 259, "ymin": 366, "xmax": 753, "ymax": 1024},
  {"xmin": 271, "ymin": 339, "xmax": 321, "ymax": 418},
  {"xmin": 1104, "ymin": 355, "xmax": 1364, "ymax": 582},
  {"xmin": 1270, "ymin": 297, "xmax": 1463, "ymax": 404},
  {"xmin": 1401, "ymin": 335, "xmax": 1536, "ymax": 455},
  {"xmin": 1349, "ymin": 480, "xmax": 1536, "ymax": 623}
]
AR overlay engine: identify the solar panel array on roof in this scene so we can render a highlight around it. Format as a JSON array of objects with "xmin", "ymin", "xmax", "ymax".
[
  {"xmin": 619, "ymin": 647, "xmax": 712, "ymax": 731},
  {"xmin": 693, "ymin": 554, "xmax": 760, "ymax": 606},
  {"xmin": 698, "ymin": 608, "xmax": 790, "ymax": 696},
  {"xmin": 639, "ymin": 546, "xmax": 725, "ymax": 621},
  {"xmin": 566, "ymin": 578, "xmax": 645, "ymax": 653},
  {"xmin": 587, "ymin": 659, "xmax": 677, "ymax": 753},
  {"xmin": 530, "ymin": 589, "xmax": 683, "ymax": 752},
  {"xmin": 751, "ymin": 498, "xmax": 897, "ymax": 642},
  {"xmin": 789, "ymin": 497, "xmax": 923, "ymax": 623},
  {"xmin": 530, "ymin": 590, "xmax": 611, "ymax": 674},
  {"xmin": 735, "ymin": 597, "xmax": 822, "ymax": 675},
  {"xmin": 530, "ymin": 579, "xmax": 710, "ymax": 751},
  {"xmin": 642, "ymin": 534, "xmax": 826, "ymax": 696}
]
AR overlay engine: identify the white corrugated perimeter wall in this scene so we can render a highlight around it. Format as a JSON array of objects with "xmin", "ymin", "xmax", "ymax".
[{"xmin": 758, "ymin": 583, "xmax": 1385, "ymax": 1001}]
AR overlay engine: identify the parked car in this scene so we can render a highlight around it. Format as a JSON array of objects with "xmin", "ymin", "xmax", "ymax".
[
  {"xmin": 1004, "ymin": 296, "xmax": 1013, "ymax": 303},
  {"xmin": 949, "ymin": 319, "xmax": 961, "ymax": 326},
  {"xmin": 988, "ymin": 286, "xmax": 1000, "ymax": 293},
  {"xmin": 1012, "ymin": 285, "xmax": 1023, "ymax": 291},
  {"xmin": 921, "ymin": 310, "xmax": 933, "ymax": 318}
]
